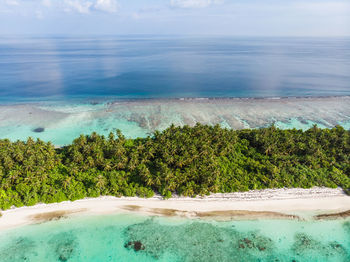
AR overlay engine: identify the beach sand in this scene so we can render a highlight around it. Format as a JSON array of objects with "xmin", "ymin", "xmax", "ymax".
[{"xmin": 0, "ymin": 187, "xmax": 349, "ymax": 231}]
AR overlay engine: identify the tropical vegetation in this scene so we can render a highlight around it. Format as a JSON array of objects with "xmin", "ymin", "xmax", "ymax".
[{"xmin": 0, "ymin": 124, "xmax": 349, "ymax": 210}]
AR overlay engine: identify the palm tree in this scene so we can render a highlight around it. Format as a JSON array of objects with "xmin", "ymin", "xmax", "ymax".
[
  {"xmin": 62, "ymin": 176, "xmax": 72, "ymax": 190},
  {"xmin": 96, "ymin": 175, "xmax": 106, "ymax": 192}
]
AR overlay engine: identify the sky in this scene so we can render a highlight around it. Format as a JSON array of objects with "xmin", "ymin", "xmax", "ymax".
[{"xmin": 0, "ymin": 0, "xmax": 349, "ymax": 36}]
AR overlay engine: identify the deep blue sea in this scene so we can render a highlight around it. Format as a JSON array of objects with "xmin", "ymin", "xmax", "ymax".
[{"xmin": 0, "ymin": 36, "xmax": 350, "ymax": 100}]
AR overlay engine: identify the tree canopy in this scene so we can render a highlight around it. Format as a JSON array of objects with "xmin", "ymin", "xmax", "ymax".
[{"xmin": 0, "ymin": 124, "xmax": 349, "ymax": 210}]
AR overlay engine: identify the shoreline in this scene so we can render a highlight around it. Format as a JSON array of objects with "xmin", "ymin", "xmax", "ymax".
[{"xmin": 1, "ymin": 187, "xmax": 349, "ymax": 231}]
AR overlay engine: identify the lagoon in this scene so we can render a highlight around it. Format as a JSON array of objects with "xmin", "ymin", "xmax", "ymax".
[
  {"xmin": 0, "ymin": 96, "xmax": 349, "ymax": 145},
  {"xmin": 0, "ymin": 213, "xmax": 349, "ymax": 262}
]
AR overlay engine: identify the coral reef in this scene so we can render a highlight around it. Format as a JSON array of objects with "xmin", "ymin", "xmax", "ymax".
[
  {"xmin": 0, "ymin": 237, "xmax": 37, "ymax": 262},
  {"xmin": 49, "ymin": 232, "xmax": 79, "ymax": 262}
]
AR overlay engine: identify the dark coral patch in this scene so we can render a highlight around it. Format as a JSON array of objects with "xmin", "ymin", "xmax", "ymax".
[
  {"xmin": 123, "ymin": 219, "xmax": 276, "ymax": 262},
  {"xmin": 49, "ymin": 232, "xmax": 78, "ymax": 262},
  {"xmin": 33, "ymin": 127, "xmax": 45, "ymax": 133},
  {"xmin": 124, "ymin": 241, "xmax": 145, "ymax": 252},
  {"xmin": 292, "ymin": 232, "xmax": 350, "ymax": 260},
  {"xmin": 292, "ymin": 233, "xmax": 320, "ymax": 255},
  {"xmin": 237, "ymin": 232, "xmax": 273, "ymax": 253}
]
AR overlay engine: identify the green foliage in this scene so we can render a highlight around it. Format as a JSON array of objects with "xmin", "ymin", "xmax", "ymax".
[
  {"xmin": 163, "ymin": 191, "xmax": 172, "ymax": 199},
  {"xmin": 0, "ymin": 125, "xmax": 349, "ymax": 210}
]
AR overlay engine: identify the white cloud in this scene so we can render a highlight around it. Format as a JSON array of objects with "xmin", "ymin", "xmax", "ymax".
[
  {"xmin": 62, "ymin": 0, "xmax": 120, "ymax": 14},
  {"xmin": 61, "ymin": 0, "xmax": 119, "ymax": 14},
  {"xmin": 1, "ymin": 0, "xmax": 120, "ymax": 14},
  {"xmin": 0, "ymin": 0, "xmax": 19, "ymax": 14},
  {"xmin": 94, "ymin": 0, "xmax": 119, "ymax": 13},
  {"xmin": 170, "ymin": 0, "xmax": 222, "ymax": 8},
  {"xmin": 63, "ymin": 0, "xmax": 93, "ymax": 14}
]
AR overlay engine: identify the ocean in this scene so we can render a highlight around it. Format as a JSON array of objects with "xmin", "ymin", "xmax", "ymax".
[
  {"xmin": 0, "ymin": 213, "xmax": 349, "ymax": 262},
  {"xmin": 1, "ymin": 36, "xmax": 350, "ymax": 262},
  {"xmin": 0, "ymin": 36, "xmax": 350, "ymax": 100},
  {"xmin": 0, "ymin": 36, "xmax": 350, "ymax": 145}
]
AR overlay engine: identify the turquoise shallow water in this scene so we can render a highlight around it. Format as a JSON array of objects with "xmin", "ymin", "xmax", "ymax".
[
  {"xmin": 0, "ymin": 213, "xmax": 349, "ymax": 262},
  {"xmin": 0, "ymin": 97, "xmax": 349, "ymax": 145}
]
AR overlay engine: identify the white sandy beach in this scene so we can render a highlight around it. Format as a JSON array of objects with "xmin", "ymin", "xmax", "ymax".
[{"xmin": 0, "ymin": 187, "xmax": 349, "ymax": 231}]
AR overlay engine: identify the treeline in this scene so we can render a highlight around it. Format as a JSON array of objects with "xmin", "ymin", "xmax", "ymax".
[{"xmin": 0, "ymin": 124, "xmax": 349, "ymax": 210}]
